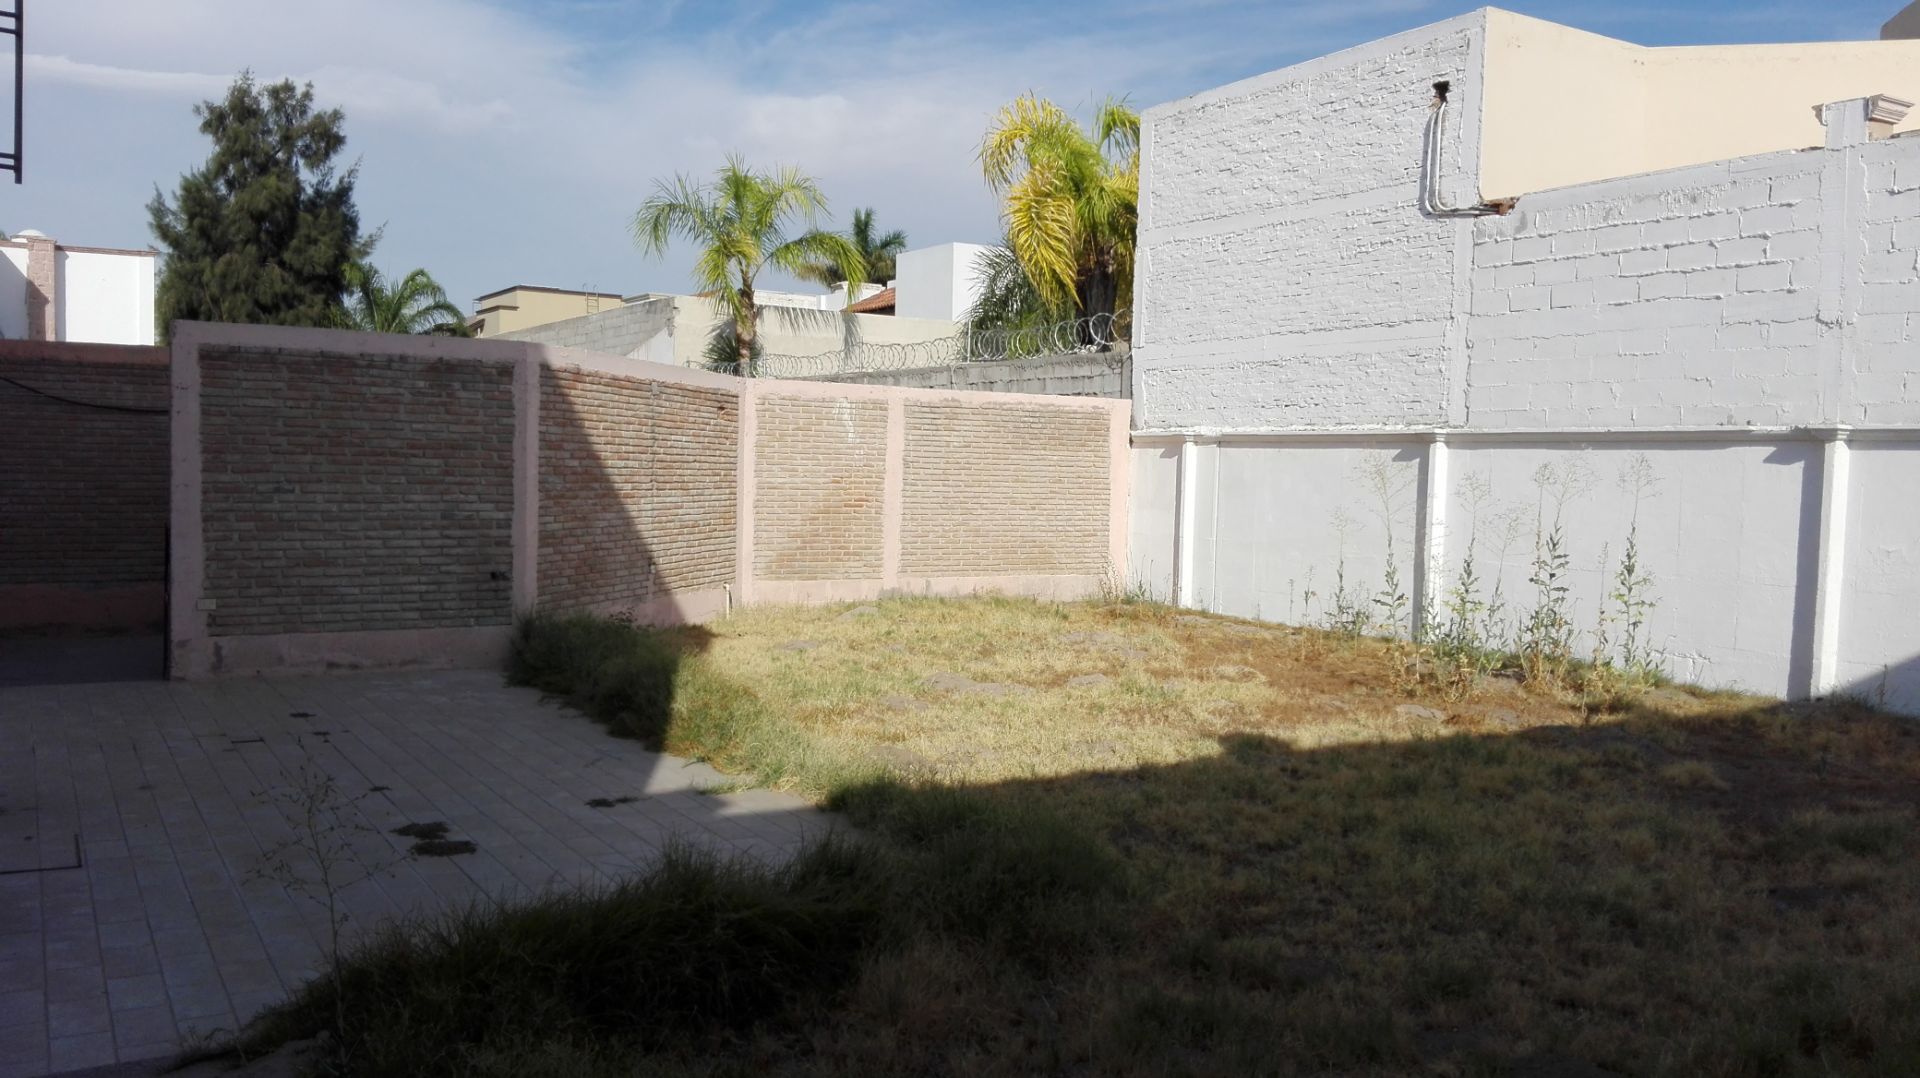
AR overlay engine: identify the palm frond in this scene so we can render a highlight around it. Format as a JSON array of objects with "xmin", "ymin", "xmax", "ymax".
[{"xmin": 768, "ymin": 231, "xmax": 865, "ymax": 298}]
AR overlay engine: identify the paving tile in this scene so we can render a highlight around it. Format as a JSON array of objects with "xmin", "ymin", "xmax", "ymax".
[
  {"xmin": 47, "ymin": 1030, "xmax": 118, "ymax": 1072},
  {"xmin": 2, "ymin": 669, "xmax": 823, "ymax": 1074},
  {"xmin": 43, "ymin": 965, "xmax": 105, "ymax": 1004},
  {"xmin": 0, "ymin": 1022, "xmax": 49, "ymax": 1076},
  {"xmin": 0, "ymin": 989, "xmax": 44, "ymax": 1028},
  {"xmin": 106, "ymin": 974, "xmax": 169, "ymax": 1011},
  {"xmin": 47, "ymin": 993, "xmax": 111, "ymax": 1038},
  {"xmin": 166, "ymin": 977, "xmax": 233, "ymax": 1022},
  {"xmin": 99, "ymin": 943, "xmax": 160, "ymax": 978},
  {"xmin": 111, "ymin": 1003, "xmax": 179, "ymax": 1053}
]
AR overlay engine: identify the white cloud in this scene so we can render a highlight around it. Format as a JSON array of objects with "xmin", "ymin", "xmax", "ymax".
[{"xmin": 22, "ymin": 0, "xmax": 1864, "ymax": 310}]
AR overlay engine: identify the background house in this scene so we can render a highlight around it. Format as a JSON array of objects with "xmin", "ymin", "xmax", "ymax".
[
  {"xmin": 469, "ymin": 241, "xmax": 998, "ymax": 373},
  {"xmin": 0, "ymin": 230, "xmax": 155, "ymax": 345}
]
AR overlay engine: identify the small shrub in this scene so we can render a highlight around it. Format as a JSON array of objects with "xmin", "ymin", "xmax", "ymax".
[
  {"xmin": 1656, "ymin": 760, "xmax": 1729, "ymax": 791},
  {"xmin": 238, "ymin": 839, "xmax": 894, "ymax": 1074}
]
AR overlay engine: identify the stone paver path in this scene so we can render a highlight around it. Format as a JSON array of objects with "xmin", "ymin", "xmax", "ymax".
[{"xmin": 0, "ymin": 669, "xmax": 826, "ymax": 1077}]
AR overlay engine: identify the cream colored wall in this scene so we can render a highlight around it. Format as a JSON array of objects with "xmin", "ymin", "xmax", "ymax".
[
  {"xmin": 668, "ymin": 294, "xmax": 960, "ymax": 367},
  {"xmin": 1480, "ymin": 9, "xmax": 1920, "ymax": 197},
  {"xmin": 474, "ymin": 289, "xmax": 621, "ymax": 336}
]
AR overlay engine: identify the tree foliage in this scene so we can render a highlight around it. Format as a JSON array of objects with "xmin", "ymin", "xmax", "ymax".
[
  {"xmin": 798, "ymin": 207, "xmax": 908, "ymax": 287},
  {"xmin": 633, "ymin": 157, "xmax": 863, "ymax": 374},
  {"xmin": 340, "ymin": 264, "xmax": 469, "ymax": 336},
  {"xmin": 977, "ymin": 94, "xmax": 1139, "ymax": 323},
  {"xmin": 149, "ymin": 74, "xmax": 369, "ymax": 339}
]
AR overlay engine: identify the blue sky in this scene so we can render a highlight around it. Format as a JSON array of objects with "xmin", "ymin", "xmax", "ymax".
[{"xmin": 16, "ymin": 0, "xmax": 1910, "ymax": 312}]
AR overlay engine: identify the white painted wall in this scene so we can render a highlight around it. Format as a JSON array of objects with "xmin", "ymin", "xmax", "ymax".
[
  {"xmin": 1836, "ymin": 437, "xmax": 1920, "ymax": 711},
  {"xmin": 58, "ymin": 249, "xmax": 156, "ymax": 345},
  {"xmin": 1134, "ymin": 13, "xmax": 1484, "ymax": 431},
  {"xmin": 0, "ymin": 246, "xmax": 27, "ymax": 339},
  {"xmin": 1130, "ymin": 15, "xmax": 1920, "ymax": 710},
  {"xmin": 894, "ymin": 242, "xmax": 995, "ymax": 321},
  {"xmin": 1127, "ymin": 444, "xmax": 1180, "ymax": 601}
]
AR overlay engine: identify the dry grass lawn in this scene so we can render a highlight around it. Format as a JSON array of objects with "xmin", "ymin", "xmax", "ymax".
[{"xmin": 674, "ymin": 596, "xmax": 1920, "ymax": 1076}]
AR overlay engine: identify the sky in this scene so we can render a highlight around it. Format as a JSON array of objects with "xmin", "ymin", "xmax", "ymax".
[{"xmin": 13, "ymin": 0, "xmax": 1911, "ymax": 312}]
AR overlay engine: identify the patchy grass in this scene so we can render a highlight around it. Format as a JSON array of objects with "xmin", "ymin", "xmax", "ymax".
[{"xmin": 250, "ymin": 598, "xmax": 1920, "ymax": 1076}]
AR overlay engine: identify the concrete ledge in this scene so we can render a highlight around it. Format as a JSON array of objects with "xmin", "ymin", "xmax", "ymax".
[
  {"xmin": 0, "ymin": 583, "xmax": 164, "ymax": 633},
  {"xmin": 752, "ymin": 574, "xmax": 1108, "ymax": 606},
  {"xmin": 557, "ymin": 587, "xmax": 733, "ymax": 628},
  {"xmin": 170, "ymin": 625, "xmax": 513, "ymax": 679}
]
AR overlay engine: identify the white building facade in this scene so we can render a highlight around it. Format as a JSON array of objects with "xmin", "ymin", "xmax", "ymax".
[
  {"xmin": 1129, "ymin": 9, "xmax": 1920, "ymax": 710},
  {"xmin": 0, "ymin": 231, "xmax": 156, "ymax": 345}
]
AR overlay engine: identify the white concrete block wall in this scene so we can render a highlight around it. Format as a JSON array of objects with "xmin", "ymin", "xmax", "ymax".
[
  {"xmin": 1128, "ymin": 21, "xmax": 1920, "ymax": 710},
  {"xmin": 0, "ymin": 247, "xmax": 26, "ymax": 340},
  {"xmin": 1134, "ymin": 14, "xmax": 1483, "ymax": 430},
  {"xmin": 1836, "ymin": 438, "xmax": 1920, "ymax": 711},
  {"xmin": 1127, "ymin": 445, "xmax": 1180, "ymax": 601},
  {"xmin": 1205, "ymin": 442, "xmax": 1421, "ymax": 626},
  {"xmin": 1857, "ymin": 140, "xmax": 1920, "ymax": 425},
  {"xmin": 1441, "ymin": 440, "xmax": 1813, "ymax": 696},
  {"xmin": 58, "ymin": 249, "xmax": 157, "ymax": 346},
  {"xmin": 1466, "ymin": 155, "xmax": 1829, "ymax": 427}
]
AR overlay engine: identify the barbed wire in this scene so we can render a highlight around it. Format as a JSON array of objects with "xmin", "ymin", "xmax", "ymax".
[{"xmin": 705, "ymin": 311, "xmax": 1130, "ymax": 379}]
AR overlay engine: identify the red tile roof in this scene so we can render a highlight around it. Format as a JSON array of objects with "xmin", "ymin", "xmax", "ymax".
[{"xmin": 846, "ymin": 287, "xmax": 896, "ymax": 314}]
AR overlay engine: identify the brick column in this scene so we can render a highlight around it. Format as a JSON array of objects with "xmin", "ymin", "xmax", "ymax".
[{"xmin": 24, "ymin": 235, "xmax": 57, "ymax": 341}]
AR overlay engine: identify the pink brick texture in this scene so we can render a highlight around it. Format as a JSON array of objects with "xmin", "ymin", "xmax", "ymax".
[
  {"xmin": 198, "ymin": 348, "xmax": 516, "ymax": 636},
  {"xmin": 900, "ymin": 401, "xmax": 1112, "ymax": 577},
  {"xmin": 539, "ymin": 366, "xmax": 738, "ymax": 611},
  {"xmin": 166, "ymin": 325, "xmax": 1129, "ymax": 676},
  {"xmin": 752, "ymin": 396, "xmax": 886, "ymax": 581},
  {"xmin": 0, "ymin": 343, "xmax": 168, "ymax": 629}
]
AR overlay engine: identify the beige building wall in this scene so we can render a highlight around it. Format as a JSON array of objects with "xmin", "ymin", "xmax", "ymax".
[
  {"xmin": 668, "ymin": 294, "xmax": 964, "ymax": 367},
  {"xmin": 1480, "ymin": 9, "xmax": 1920, "ymax": 198},
  {"xmin": 472, "ymin": 286, "xmax": 625, "ymax": 337}
]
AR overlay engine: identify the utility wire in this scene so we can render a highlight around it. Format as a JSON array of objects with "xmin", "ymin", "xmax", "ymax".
[{"xmin": 0, "ymin": 375, "xmax": 169, "ymax": 415}]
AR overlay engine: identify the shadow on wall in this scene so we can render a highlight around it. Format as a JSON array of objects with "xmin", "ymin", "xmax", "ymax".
[
  {"xmin": 1837, "ymin": 652, "xmax": 1920, "ymax": 714},
  {"xmin": 534, "ymin": 361, "xmax": 739, "ymax": 628}
]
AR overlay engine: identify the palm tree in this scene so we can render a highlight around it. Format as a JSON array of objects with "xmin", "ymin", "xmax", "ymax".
[
  {"xmin": 340, "ymin": 263, "xmax": 470, "ymax": 336},
  {"xmin": 798, "ymin": 207, "xmax": 908, "ymax": 287},
  {"xmin": 978, "ymin": 94, "xmax": 1139, "ymax": 323},
  {"xmin": 634, "ymin": 157, "xmax": 864, "ymax": 374}
]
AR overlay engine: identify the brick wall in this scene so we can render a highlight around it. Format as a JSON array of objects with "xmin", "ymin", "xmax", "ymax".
[
  {"xmin": 539, "ymin": 366, "xmax": 738, "ymax": 610},
  {"xmin": 198, "ymin": 348, "xmax": 515, "ymax": 636},
  {"xmin": 0, "ymin": 343, "xmax": 167, "ymax": 630},
  {"xmin": 172, "ymin": 325, "xmax": 1128, "ymax": 676},
  {"xmin": 901, "ymin": 401, "xmax": 1112, "ymax": 577},
  {"xmin": 753, "ymin": 396, "xmax": 886, "ymax": 580}
]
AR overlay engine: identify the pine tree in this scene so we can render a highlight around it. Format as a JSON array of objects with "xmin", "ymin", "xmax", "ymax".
[{"xmin": 148, "ymin": 74, "xmax": 368, "ymax": 340}]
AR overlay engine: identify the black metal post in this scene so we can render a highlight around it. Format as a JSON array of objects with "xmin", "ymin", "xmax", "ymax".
[{"xmin": 0, "ymin": 0, "xmax": 21, "ymax": 184}]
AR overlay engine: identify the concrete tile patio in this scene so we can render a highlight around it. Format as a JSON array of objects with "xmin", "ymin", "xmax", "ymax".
[{"xmin": 0, "ymin": 668, "xmax": 827, "ymax": 1077}]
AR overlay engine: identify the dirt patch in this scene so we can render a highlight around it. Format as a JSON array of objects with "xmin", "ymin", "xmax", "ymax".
[
  {"xmin": 1061, "ymin": 630, "xmax": 1149, "ymax": 660},
  {"xmin": 924, "ymin": 671, "xmax": 1032, "ymax": 696},
  {"xmin": 872, "ymin": 745, "xmax": 935, "ymax": 772}
]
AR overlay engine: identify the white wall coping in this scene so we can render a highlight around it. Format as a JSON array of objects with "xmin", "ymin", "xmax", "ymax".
[{"xmin": 1132, "ymin": 424, "xmax": 1920, "ymax": 444}]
